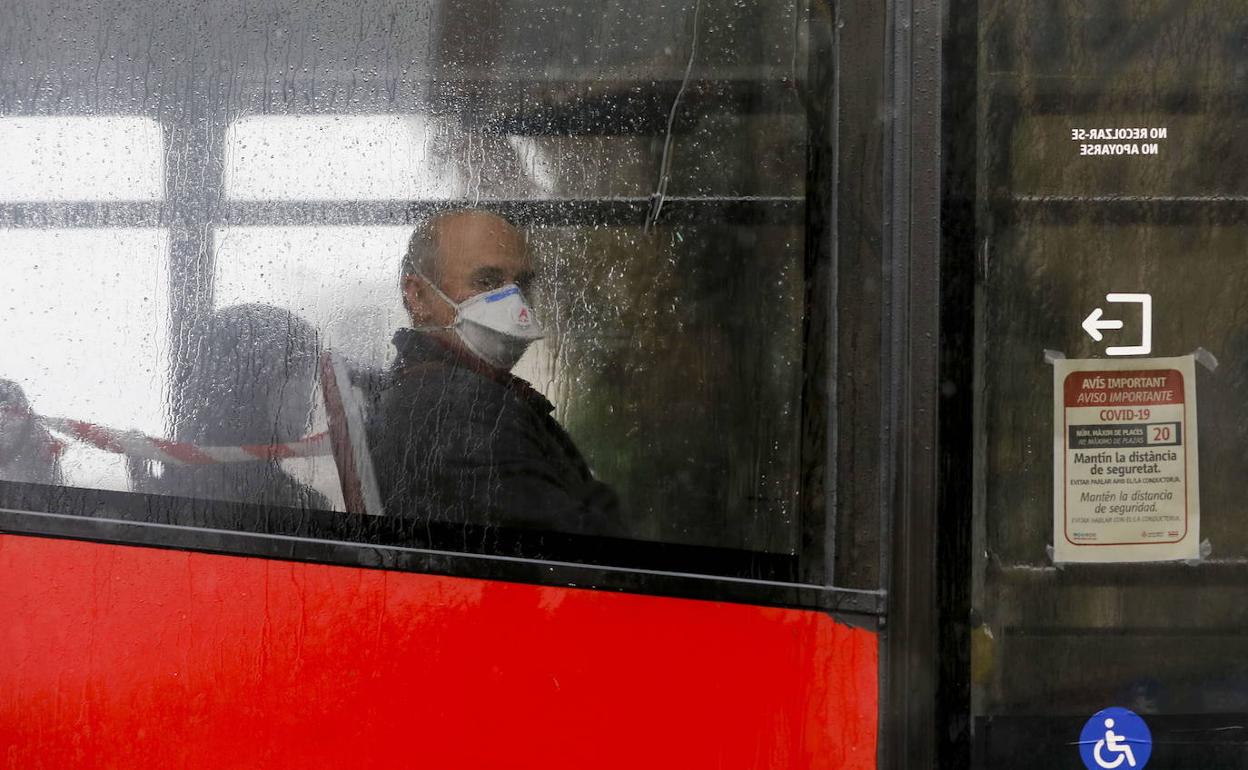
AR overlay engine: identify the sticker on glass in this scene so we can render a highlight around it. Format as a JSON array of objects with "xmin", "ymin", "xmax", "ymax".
[
  {"xmin": 1079, "ymin": 707, "xmax": 1152, "ymax": 769},
  {"xmin": 1053, "ymin": 356, "xmax": 1199, "ymax": 563}
]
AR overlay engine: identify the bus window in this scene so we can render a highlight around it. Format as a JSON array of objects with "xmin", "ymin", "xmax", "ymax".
[
  {"xmin": 0, "ymin": 0, "xmax": 885, "ymax": 595},
  {"xmin": 223, "ymin": 115, "xmax": 463, "ymax": 201},
  {"xmin": 0, "ymin": 116, "xmax": 168, "ymax": 492},
  {"xmin": 0, "ymin": 117, "xmax": 164, "ymax": 202}
]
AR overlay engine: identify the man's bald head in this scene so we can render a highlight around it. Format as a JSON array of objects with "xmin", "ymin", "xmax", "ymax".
[
  {"xmin": 400, "ymin": 209, "xmax": 536, "ymax": 335},
  {"xmin": 402, "ymin": 210, "xmax": 528, "ymax": 287}
]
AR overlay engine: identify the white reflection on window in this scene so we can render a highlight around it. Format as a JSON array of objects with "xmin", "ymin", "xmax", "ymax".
[
  {"xmin": 213, "ymin": 226, "xmax": 410, "ymax": 366},
  {"xmin": 0, "ymin": 228, "xmax": 170, "ymax": 490},
  {"xmin": 0, "ymin": 117, "xmax": 165, "ymax": 202},
  {"xmin": 224, "ymin": 115, "xmax": 464, "ymax": 201}
]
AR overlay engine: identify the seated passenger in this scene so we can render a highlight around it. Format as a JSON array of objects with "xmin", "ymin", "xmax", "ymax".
[
  {"xmin": 136, "ymin": 304, "xmax": 329, "ymax": 510},
  {"xmin": 367, "ymin": 210, "xmax": 619, "ymax": 534},
  {"xmin": 0, "ymin": 379, "xmax": 62, "ymax": 486}
]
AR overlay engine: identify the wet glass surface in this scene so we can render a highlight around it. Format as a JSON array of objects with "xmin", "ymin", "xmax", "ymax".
[{"xmin": 0, "ymin": 0, "xmax": 881, "ymax": 586}]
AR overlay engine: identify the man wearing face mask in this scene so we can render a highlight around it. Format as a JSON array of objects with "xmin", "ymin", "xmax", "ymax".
[{"xmin": 366, "ymin": 209, "xmax": 620, "ymax": 535}]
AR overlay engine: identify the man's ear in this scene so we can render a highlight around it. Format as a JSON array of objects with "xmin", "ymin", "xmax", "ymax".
[{"xmin": 402, "ymin": 274, "xmax": 429, "ymax": 324}]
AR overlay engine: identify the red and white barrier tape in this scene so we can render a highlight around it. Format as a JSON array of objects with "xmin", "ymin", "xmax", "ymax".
[{"xmin": 1, "ymin": 406, "xmax": 330, "ymax": 466}]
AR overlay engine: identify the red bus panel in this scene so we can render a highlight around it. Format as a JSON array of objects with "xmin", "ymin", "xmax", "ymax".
[{"xmin": 0, "ymin": 534, "xmax": 877, "ymax": 769}]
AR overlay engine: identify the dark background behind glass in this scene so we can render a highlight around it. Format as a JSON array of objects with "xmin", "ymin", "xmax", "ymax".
[{"xmin": 971, "ymin": 1, "xmax": 1248, "ymax": 766}]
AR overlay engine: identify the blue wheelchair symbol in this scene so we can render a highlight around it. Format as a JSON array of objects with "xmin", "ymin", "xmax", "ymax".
[{"xmin": 1079, "ymin": 707, "xmax": 1152, "ymax": 769}]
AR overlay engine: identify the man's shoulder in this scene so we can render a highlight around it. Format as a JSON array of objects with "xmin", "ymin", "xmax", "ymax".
[
  {"xmin": 392, "ymin": 357, "xmax": 503, "ymax": 392},
  {"xmin": 377, "ymin": 357, "xmax": 517, "ymax": 421}
]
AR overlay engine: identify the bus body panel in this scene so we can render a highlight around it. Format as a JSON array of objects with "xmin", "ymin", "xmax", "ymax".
[{"xmin": 0, "ymin": 534, "xmax": 877, "ymax": 769}]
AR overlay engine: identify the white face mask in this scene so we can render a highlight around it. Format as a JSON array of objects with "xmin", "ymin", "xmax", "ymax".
[{"xmin": 416, "ymin": 273, "xmax": 545, "ymax": 370}]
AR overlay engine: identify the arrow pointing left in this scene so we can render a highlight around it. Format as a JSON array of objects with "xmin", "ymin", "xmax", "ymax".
[{"xmin": 1081, "ymin": 307, "xmax": 1124, "ymax": 342}]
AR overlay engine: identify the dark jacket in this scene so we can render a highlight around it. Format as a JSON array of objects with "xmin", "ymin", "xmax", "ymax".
[{"xmin": 366, "ymin": 329, "xmax": 619, "ymax": 535}]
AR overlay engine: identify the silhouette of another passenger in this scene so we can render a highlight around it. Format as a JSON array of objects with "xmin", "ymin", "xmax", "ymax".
[
  {"xmin": 0, "ymin": 379, "xmax": 62, "ymax": 485},
  {"xmin": 136, "ymin": 304, "xmax": 329, "ymax": 510}
]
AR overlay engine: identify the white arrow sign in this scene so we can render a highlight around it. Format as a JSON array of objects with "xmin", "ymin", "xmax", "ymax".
[
  {"xmin": 1081, "ymin": 293, "xmax": 1152, "ymax": 356},
  {"xmin": 1080, "ymin": 307, "xmax": 1123, "ymax": 341}
]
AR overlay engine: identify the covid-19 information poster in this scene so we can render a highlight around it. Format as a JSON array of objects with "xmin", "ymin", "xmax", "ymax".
[{"xmin": 1053, "ymin": 356, "xmax": 1200, "ymax": 563}]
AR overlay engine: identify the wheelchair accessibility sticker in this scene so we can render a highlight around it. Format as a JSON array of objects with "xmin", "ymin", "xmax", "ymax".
[{"xmin": 1079, "ymin": 707, "xmax": 1152, "ymax": 769}]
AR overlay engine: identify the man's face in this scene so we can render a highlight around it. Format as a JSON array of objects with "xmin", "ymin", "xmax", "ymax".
[{"xmin": 404, "ymin": 210, "xmax": 535, "ymax": 333}]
